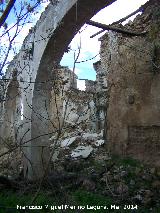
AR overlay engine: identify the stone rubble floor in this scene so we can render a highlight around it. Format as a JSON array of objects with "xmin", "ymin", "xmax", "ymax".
[{"xmin": 0, "ymin": 129, "xmax": 160, "ymax": 212}]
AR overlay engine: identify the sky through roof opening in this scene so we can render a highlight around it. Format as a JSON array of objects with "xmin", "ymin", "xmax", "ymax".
[
  {"xmin": 0, "ymin": 0, "xmax": 148, "ymax": 87},
  {"xmin": 60, "ymin": 0, "xmax": 148, "ymax": 90}
]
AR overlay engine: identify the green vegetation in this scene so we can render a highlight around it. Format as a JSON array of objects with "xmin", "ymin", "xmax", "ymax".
[
  {"xmin": 111, "ymin": 155, "xmax": 140, "ymax": 167},
  {"xmin": 0, "ymin": 189, "xmax": 159, "ymax": 213},
  {"xmin": 0, "ymin": 155, "xmax": 160, "ymax": 212},
  {"xmin": 0, "ymin": 192, "xmax": 56, "ymax": 213}
]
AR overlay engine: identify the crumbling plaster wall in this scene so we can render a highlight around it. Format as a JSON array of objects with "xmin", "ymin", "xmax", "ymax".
[
  {"xmin": 100, "ymin": 0, "xmax": 160, "ymax": 165},
  {"xmin": 49, "ymin": 66, "xmax": 102, "ymax": 134},
  {"xmin": 64, "ymin": 89, "xmax": 96, "ymax": 130},
  {"xmin": 93, "ymin": 60, "xmax": 108, "ymax": 134},
  {"xmin": 50, "ymin": 66, "xmax": 78, "ymax": 131},
  {"xmin": 2, "ymin": 80, "xmax": 21, "ymax": 141},
  {"xmin": 48, "ymin": 63, "xmax": 108, "ymax": 166},
  {"xmin": 0, "ymin": 81, "xmax": 4, "ymax": 123},
  {"xmin": 0, "ymin": 0, "xmax": 116, "ymax": 179}
]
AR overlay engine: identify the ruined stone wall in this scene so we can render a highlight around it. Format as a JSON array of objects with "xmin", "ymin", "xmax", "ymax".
[
  {"xmin": 64, "ymin": 89, "xmax": 96, "ymax": 131},
  {"xmin": 50, "ymin": 66, "xmax": 78, "ymax": 130},
  {"xmin": 94, "ymin": 60, "xmax": 107, "ymax": 92},
  {"xmin": 49, "ymin": 61, "xmax": 111, "ymax": 135},
  {"xmin": 100, "ymin": 0, "xmax": 160, "ymax": 166},
  {"xmin": 91, "ymin": 60, "xmax": 108, "ymax": 133},
  {"xmin": 0, "ymin": 81, "xmax": 4, "ymax": 143},
  {"xmin": 85, "ymin": 79, "xmax": 96, "ymax": 93},
  {"xmin": 49, "ymin": 66, "xmax": 98, "ymax": 133},
  {"xmin": 0, "ymin": 81, "xmax": 4, "ymax": 121},
  {"xmin": 0, "ymin": 0, "xmax": 116, "ymax": 179}
]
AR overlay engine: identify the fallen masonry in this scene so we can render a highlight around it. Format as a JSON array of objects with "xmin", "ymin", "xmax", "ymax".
[
  {"xmin": 0, "ymin": 0, "xmax": 160, "ymax": 210},
  {"xmin": 0, "ymin": 0, "xmax": 160, "ymax": 182}
]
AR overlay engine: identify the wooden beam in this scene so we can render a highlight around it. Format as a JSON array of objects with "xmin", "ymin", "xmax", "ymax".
[
  {"xmin": 112, "ymin": 6, "xmax": 143, "ymax": 25},
  {"xmin": 87, "ymin": 20, "xmax": 147, "ymax": 37},
  {"xmin": 90, "ymin": 5, "xmax": 144, "ymax": 38}
]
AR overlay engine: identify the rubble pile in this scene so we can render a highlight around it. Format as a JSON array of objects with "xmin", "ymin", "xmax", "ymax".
[
  {"xmin": 49, "ymin": 128, "xmax": 106, "ymax": 164},
  {"xmin": 49, "ymin": 129, "xmax": 160, "ymax": 211},
  {"xmin": 0, "ymin": 146, "xmax": 22, "ymax": 178}
]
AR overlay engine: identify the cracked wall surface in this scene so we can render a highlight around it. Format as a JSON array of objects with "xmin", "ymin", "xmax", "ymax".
[
  {"xmin": 0, "ymin": 0, "xmax": 115, "ymax": 179},
  {"xmin": 2, "ymin": 0, "xmax": 160, "ymax": 178},
  {"xmin": 100, "ymin": 0, "xmax": 160, "ymax": 166}
]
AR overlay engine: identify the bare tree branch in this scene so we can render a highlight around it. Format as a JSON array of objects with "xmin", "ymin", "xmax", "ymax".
[{"xmin": 0, "ymin": 0, "xmax": 16, "ymax": 28}]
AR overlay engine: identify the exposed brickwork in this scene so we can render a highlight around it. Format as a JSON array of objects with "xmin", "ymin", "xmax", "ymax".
[{"xmin": 100, "ymin": 0, "xmax": 160, "ymax": 166}]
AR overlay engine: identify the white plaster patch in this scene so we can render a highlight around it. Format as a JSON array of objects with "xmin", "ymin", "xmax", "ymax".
[
  {"xmin": 71, "ymin": 145, "xmax": 93, "ymax": 158},
  {"xmin": 49, "ymin": 134, "xmax": 58, "ymax": 141},
  {"xmin": 99, "ymin": 130, "xmax": 104, "ymax": 137},
  {"xmin": 52, "ymin": 150, "xmax": 59, "ymax": 162},
  {"xmin": 94, "ymin": 139, "xmax": 105, "ymax": 147},
  {"xmin": 82, "ymin": 132, "xmax": 99, "ymax": 141},
  {"xmin": 61, "ymin": 136, "xmax": 78, "ymax": 147}
]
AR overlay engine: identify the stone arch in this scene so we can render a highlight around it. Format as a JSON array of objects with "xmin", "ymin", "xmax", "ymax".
[
  {"xmin": 2, "ymin": 79, "xmax": 21, "ymax": 144},
  {"xmin": 26, "ymin": 0, "xmax": 116, "ymax": 179}
]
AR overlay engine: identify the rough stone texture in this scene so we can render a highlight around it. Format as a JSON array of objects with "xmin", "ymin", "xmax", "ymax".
[
  {"xmin": 49, "ymin": 65, "xmax": 98, "ymax": 133},
  {"xmin": 48, "ymin": 61, "xmax": 109, "ymax": 137},
  {"xmin": 2, "ymin": 0, "xmax": 160, "ymax": 179},
  {"xmin": 64, "ymin": 89, "xmax": 97, "ymax": 130},
  {"xmin": 92, "ymin": 60, "xmax": 108, "ymax": 133},
  {"xmin": 85, "ymin": 80, "xmax": 96, "ymax": 93},
  {"xmin": 0, "ymin": 81, "xmax": 4, "ymax": 127},
  {"xmin": 0, "ymin": 0, "xmax": 115, "ymax": 179},
  {"xmin": 100, "ymin": 0, "xmax": 160, "ymax": 166},
  {"xmin": 49, "ymin": 66, "xmax": 78, "ymax": 131},
  {"xmin": 94, "ymin": 60, "xmax": 107, "ymax": 92}
]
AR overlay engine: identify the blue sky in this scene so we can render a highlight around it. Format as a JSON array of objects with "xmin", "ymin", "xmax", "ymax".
[
  {"xmin": 60, "ymin": 0, "xmax": 148, "ymax": 89},
  {"xmin": 61, "ymin": 48, "xmax": 99, "ymax": 80},
  {"xmin": 0, "ymin": 0, "xmax": 45, "ymax": 29},
  {"xmin": 0, "ymin": 0, "xmax": 148, "ymax": 88},
  {"xmin": 0, "ymin": 0, "xmax": 48, "ymax": 73}
]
